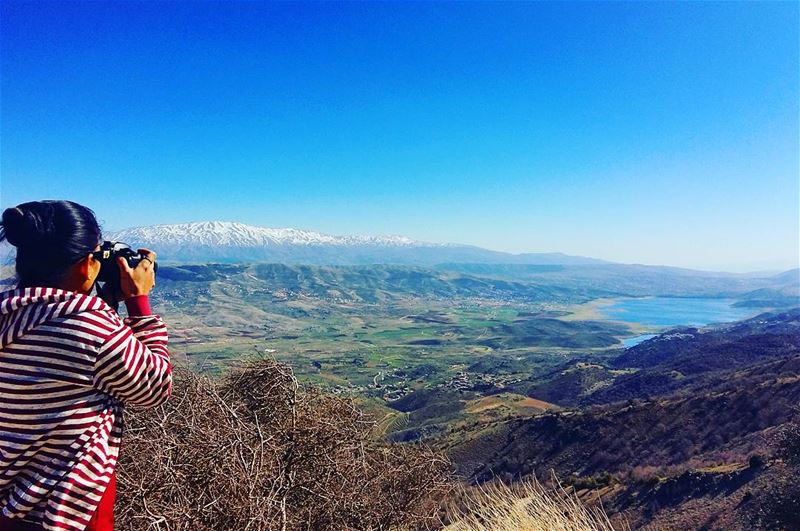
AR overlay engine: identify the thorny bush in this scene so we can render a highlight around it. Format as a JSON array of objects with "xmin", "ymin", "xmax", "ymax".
[{"xmin": 116, "ymin": 359, "xmax": 452, "ymax": 531}]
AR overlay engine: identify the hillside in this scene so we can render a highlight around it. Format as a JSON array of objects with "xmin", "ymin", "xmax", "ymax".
[
  {"xmin": 148, "ymin": 262, "xmax": 610, "ymax": 305},
  {"xmin": 466, "ymin": 308, "xmax": 800, "ymax": 408},
  {"xmin": 437, "ymin": 263, "xmax": 799, "ymax": 299},
  {"xmin": 424, "ymin": 310, "xmax": 800, "ymax": 529},
  {"xmin": 733, "ymin": 269, "xmax": 800, "ymax": 308},
  {"xmin": 582, "ymin": 309, "xmax": 800, "ymax": 404},
  {"xmin": 612, "ymin": 308, "xmax": 800, "ymax": 370},
  {"xmin": 451, "ymin": 355, "xmax": 800, "ymax": 480}
]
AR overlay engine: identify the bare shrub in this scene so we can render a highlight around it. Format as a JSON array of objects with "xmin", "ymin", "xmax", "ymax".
[{"xmin": 116, "ymin": 359, "xmax": 451, "ymax": 530}]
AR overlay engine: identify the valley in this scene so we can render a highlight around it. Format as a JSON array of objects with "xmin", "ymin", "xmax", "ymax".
[
  {"xmin": 132, "ymin": 259, "xmax": 798, "ymax": 528},
  {"xmin": 1, "ymin": 246, "xmax": 798, "ymax": 529},
  {"xmin": 141, "ymin": 262, "xmax": 796, "ymax": 415}
]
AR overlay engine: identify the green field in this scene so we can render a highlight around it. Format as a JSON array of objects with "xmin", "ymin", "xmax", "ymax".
[
  {"xmin": 150, "ymin": 264, "xmax": 639, "ymax": 403},
  {"xmin": 146, "ymin": 261, "xmax": 792, "ymax": 431}
]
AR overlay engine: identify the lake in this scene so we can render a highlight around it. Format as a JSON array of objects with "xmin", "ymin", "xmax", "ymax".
[
  {"xmin": 598, "ymin": 297, "xmax": 759, "ymax": 347},
  {"xmin": 621, "ymin": 334, "xmax": 658, "ymax": 348}
]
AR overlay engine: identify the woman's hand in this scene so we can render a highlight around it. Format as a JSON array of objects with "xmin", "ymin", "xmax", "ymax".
[{"xmin": 118, "ymin": 248, "xmax": 157, "ymax": 299}]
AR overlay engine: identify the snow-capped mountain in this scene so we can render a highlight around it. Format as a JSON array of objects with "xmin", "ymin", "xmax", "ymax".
[
  {"xmin": 102, "ymin": 221, "xmax": 476, "ymax": 264},
  {"xmin": 0, "ymin": 220, "xmax": 588, "ymax": 267},
  {"xmin": 100, "ymin": 221, "xmax": 608, "ymax": 266},
  {"xmin": 107, "ymin": 221, "xmax": 436, "ymax": 248}
]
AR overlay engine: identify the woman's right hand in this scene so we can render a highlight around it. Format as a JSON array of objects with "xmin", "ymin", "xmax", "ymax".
[{"xmin": 118, "ymin": 248, "xmax": 157, "ymax": 299}]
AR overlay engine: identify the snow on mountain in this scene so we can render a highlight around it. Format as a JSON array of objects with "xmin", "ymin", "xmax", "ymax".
[
  {"xmin": 98, "ymin": 221, "xmax": 614, "ymax": 266},
  {"xmin": 0, "ymin": 220, "xmax": 608, "ymax": 266},
  {"xmin": 107, "ymin": 221, "xmax": 439, "ymax": 248}
]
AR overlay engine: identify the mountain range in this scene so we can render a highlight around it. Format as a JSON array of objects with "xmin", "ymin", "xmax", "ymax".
[
  {"xmin": 104, "ymin": 221, "xmax": 608, "ymax": 266},
  {"xmin": 1, "ymin": 222, "xmax": 797, "ymax": 304}
]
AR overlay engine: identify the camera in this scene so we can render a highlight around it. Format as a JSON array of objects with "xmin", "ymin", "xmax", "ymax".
[{"xmin": 93, "ymin": 241, "xmax": 157, "ymax": 293}]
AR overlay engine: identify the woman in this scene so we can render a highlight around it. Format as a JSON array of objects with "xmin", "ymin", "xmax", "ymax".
[{"xmin": 0, "ymin": 200, "xmax": 172, "ymax": 531}]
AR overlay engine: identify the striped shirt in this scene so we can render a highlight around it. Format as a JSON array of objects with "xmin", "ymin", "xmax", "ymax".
[{"xmin": 0, "ymin": 287, "xmax": 171, "ymax": 530}]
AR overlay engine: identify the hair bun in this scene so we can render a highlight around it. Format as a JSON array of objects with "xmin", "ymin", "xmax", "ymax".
[{"xmin": 1, "ymin": 204, "xmax": 55, "ymax": 248}]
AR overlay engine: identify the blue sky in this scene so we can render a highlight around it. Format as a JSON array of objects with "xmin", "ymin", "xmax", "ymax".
[{"xmin": 1, "ymin": 1, "xmax": 797, "ymax": 272}]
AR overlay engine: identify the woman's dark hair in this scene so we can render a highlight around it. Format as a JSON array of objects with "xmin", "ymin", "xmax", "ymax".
[{"xmin": 0, "ymin": 200, "xmax": 102, "ymax": 287}]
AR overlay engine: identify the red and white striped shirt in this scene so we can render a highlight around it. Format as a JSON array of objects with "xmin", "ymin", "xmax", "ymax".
[{"xmin": 0, "ymin": 287, "xmax": 171, "ymax": 530}]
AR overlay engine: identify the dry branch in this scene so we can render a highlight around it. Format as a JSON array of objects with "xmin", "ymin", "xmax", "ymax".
[{"xmin": 117, "ymin": 360, "xmax": 451, "ymax": 531}]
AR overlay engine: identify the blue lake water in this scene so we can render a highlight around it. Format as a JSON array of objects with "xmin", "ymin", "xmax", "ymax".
[
  {"xmin": 598, "ymin": 297, "xmax": 759, "ymax": 348},
  {"xmin": 599, "ymin": 297, "xmax": 756, "ymax": 328},
  {"xmin": 621, "ymin": 334, "xmax": 658, "ymax": 348}
]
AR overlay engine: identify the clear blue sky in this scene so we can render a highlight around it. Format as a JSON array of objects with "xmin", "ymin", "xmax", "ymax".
[{"xmin": 1, "ymin": 1, "xmax": 797, "ymax": 272}]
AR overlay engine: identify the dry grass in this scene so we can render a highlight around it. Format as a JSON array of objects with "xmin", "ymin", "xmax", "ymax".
[
  {"xmin": 117, "ymin": 359, "xmax": 451, "ymax": 531},
  {"xmin": 445, "ymin": 476, "xmax": 620, "ymax": 531}
]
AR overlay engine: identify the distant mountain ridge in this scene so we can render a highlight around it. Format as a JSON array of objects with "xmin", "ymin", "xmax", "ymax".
[{"xmin": 104, "ymin": 221, "xmax": 609, "ymax": 266}]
